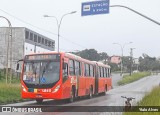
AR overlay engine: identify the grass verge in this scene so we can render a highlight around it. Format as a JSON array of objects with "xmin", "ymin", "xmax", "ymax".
[
  {"xmin": 0, "ymin": 83, "xmax": 23, "ymax": 104},
  {"xmin": 124, "ymin": 86, "xmax": 160, "ymax": 115},
  {"xmin": 118, "ymin": 72, "xmax": 151, "ymax": 85},
  {"xmin": 0, "ymin": 70, "xmax": 31, "ymax": 104}
]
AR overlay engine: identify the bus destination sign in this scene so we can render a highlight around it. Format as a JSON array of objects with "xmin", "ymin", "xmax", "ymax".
[{"xmin": 25, "ymin": 54, "xmax": 60, "ymax": 61}]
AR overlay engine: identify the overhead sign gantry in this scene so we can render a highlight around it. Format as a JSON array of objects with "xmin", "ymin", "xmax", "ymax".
[{"xmin": 81, "ymin": 0, "xmax": 110, "ymax": 16}]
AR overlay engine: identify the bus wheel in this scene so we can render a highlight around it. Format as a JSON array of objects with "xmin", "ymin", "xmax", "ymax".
[
  {"xmin": 88, "ymin": 87, "xmax": 93, "ymax": 99},
  {"xmin": 69, "ymin": 89, "xmax": 74, "ymax": 103},
  {"xmin": 36, "ymin": 99, "xmax": 43, "ymax": 104},
  {"xmin": 103, "ymin": 85, "xmax": 107, "ymax": 95}
]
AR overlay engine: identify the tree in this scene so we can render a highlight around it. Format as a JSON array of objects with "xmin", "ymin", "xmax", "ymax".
[
  {"xmin": 138, "ymin": 54, "xmax": 160, "ymax": 71},
  {"xmin": 85, "ymin": 49, "xmax": 100, "ymax": 61},
  {"xmin": 73, "ymin": 49, "xmax": 100, "ymax": 61},
  {"xmin": 108, "ymin": 62, "xmax": 119, "ymax": 72},
  {"xmin": 121, "ymin": 56, "xmax": 131, "ymax": 72},
  {"xmin": 71, "ymin": 49, "xmax": 110, "ymax": 62},
  {"xmin": 99, "ymin": 52, "xmax": 109, "ymax": 64}
]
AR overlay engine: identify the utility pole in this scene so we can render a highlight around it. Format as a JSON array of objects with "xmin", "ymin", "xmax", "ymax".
[
  {"xmin": 9, "ymin": 32, "xmax": 12, "ymax": 84},
  {"xmin": 130, "ymin": 48, "xmax": 135, "ymax": 76},
  {"xmin": 0, "ymin": 16, "xmax": 12, "ymax": 84}
]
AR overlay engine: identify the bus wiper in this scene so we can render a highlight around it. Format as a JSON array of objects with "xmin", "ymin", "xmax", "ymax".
[
  {"xmin": 40, "ymin": 67, "xmax": 46, "ymax": 84},
  {"xmin": 42, "ymin": 67, "xmax": 46, "ymax": 77},
  {"xmin": 42, "ymin": 61, "xmax": 50, "ymax": 76},
  {"xmin": 32, "ymin": 62, "xmax": 37, "ymax": 80},
  {"xmin": 40, "ymin": 61, "xmax": 50, "ymax": 84},
  {"xmin": 34, "ymin": 67, "xmax": 37, "ymax": 77}
]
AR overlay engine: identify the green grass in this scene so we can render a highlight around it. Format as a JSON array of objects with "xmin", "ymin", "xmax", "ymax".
[
  {"xmin": 118, "ymin": 72, "xmax": 151, "ymax": 85},
  {"xmin": 124, "ymin": 86, "xmax": 160, "ymax": 115},
  {"xmin": 0, "ymin": 83, "xmax": 23, "ymax": 104},
  {"xmin": 138, "ymin": 86, "xmax": 160, "ymax": 106},
  {"xmin": 0, "ymin": 71, "xmax": 27, "ymax": 104}
]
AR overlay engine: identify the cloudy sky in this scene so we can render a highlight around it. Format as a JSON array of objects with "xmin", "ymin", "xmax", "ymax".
[{"xmin": 0, "ymin": 0, "xmax": 160, "ymax": 58}]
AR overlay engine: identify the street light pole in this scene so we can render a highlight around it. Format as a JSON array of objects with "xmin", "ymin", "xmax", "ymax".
[
  {"xmin": 110, "ymin": 5, "xmax": 160, "ymax": 26},
  {"xmin": 0, "ymin": 16, "xmax": 12, "ymax": 84},
  {"xmin": 44, "ymin": 11, "xmax": 76, "ymax": 52},
  {"xmin": 113, "ymin": 42, "xmax": 132, "ymax": 76}
]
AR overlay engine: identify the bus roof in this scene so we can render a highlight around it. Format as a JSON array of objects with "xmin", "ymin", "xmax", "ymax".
[{"xmin": 25, "ymin": 52, "xmax": 110, "ymax": 68}]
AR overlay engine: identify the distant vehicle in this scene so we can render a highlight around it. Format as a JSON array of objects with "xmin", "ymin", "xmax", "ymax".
[
  {"xmin": 133, "ymin": 70, "xmax": 139, "ymax": 73},
  {"xmin": 17, "ymin": 52, "xmax": 112, "ymax": 103}
]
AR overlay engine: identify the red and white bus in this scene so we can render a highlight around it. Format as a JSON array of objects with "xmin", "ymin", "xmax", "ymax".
[{"xmin": 19, "ymin": 52, "xmax": 112, "ymax": 103}]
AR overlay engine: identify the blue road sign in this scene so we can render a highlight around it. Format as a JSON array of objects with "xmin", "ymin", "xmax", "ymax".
[{"xmin": 81, "ymin": 0, "xmax": 109, "ymax": 16}]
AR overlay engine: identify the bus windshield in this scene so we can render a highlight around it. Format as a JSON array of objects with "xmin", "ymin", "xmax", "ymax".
[{"xmin": 23, "ymin": 60, "xmax": 60, "ymax": 88}]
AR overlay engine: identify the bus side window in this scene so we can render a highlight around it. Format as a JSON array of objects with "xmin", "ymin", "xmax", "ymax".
[
  {"xmin": 85, "ymin": 64, "xmax": 89, "ymax": 77},
  {"xmin": 101, "ymin": 67, "xmax": 103, "ymax": 77},
  {"xmin": 108, "ymin": 68, "xmax": 110, "ymax": 77},
  {"xmin": 75, "ymin": 61, "xmax": 81, "ymax": 76},
  {"xmin": 84, "ymin": 63, "xmax": 86, "ymax": 76},
  {"xmin": 69, "ymin": 59, "xmax": 75, "ymax": 76},
  {"xmin": 104, "ymin": 68, "xmax": 106, "ymax": 78},
  {"xmin": 90, "ymin": 65, "xmax": 94, "ymax": 77},
  {"xmin": 102, "ymin": 67, "xmax": 104, "ymax": 78},
  {"xmin": 106, "ymin": 68, "xmax": 108, "ymax": 77},
  {"xmin": 99, "ymin": 67, "xmax": 101, "ymax": 77},
  {"xmin": 108, "ymin": 68, "xmax": 111, "ymax": 77},
  {"xmin": 63, "ymin": 63, "xmax": 68, "ymax": 77}
]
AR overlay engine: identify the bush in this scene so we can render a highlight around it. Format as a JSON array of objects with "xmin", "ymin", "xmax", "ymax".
[{"xmin": 0, "ymin": 70, "xmax": 4, "ymax": 80}]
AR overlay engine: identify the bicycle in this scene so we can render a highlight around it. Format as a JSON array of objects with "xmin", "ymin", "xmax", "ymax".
[{"xmin": 121, "ymin": 96, "xmax": 135, "ymax": 111}]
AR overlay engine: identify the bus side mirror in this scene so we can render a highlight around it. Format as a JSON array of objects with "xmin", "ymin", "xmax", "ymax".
[
  {"xmin": 16, "ymin": 63, "xmax": 20, "ymax": 71},
  {"xmin": 16, "ymin": 59, "xmax": 23, "ymax": 71},
  {"xmin": 63, "ymin": 63, "xmax": 67, "ymax": 70}
]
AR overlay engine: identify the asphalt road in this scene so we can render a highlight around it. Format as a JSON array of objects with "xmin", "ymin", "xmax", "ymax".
[
  {"xmin": 4, "ymin": 74, "xmax": 160, "ymax": 115},
  {"xmin": 111, "ymin": 73, "xmax": 123, "ymax": 88}
]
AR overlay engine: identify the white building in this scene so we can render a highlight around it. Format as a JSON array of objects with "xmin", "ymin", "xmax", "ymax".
[{"xmin": 0, "ymin": 27, "xmax": 55, "ymax": 71}]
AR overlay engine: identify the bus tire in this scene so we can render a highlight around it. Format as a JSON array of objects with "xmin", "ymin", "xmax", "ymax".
[
  {"xmin": 103, "ymin": 85, "xmax": 107, "ymax": 95},
  {"xmin": 69, "ymin": 88, "xmax": 75, "ymax": 103},
  {"xmin": 88, "ymin": 86, "xmax": 93, "ymax": 99},
  {"xmin": 36, "ymin": 99, "xmax": 43, "ymax": 104}
]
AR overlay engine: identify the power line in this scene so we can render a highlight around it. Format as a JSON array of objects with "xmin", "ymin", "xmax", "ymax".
[
  {"xmin": 59, "ymin": 36, "xmax": 87, "ymax": 49},
  {"xmin": 0, "ymin": 9, "xmax": 58, "ymax": 36},
  {"xmin": 0, "ymin": 8, "xmax": 88, "ymax": 49}
]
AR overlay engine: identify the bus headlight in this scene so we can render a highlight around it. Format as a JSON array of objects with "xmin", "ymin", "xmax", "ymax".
[
  {"xmin": 22, "ymin": 85, "xmax": 27, "ymax": 92},
  {"xmin": 52, "ymin": 85, "xmax": 60, "ymax": 93}
]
